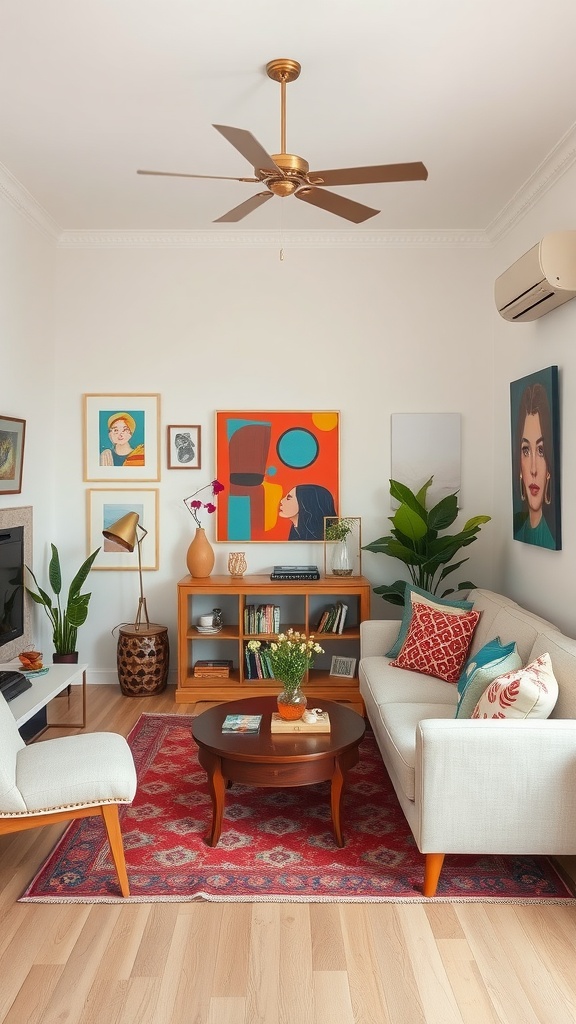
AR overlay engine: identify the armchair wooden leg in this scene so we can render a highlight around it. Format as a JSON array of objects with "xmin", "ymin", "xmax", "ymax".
[
  {"xmin": 423, "ymin": 853, "xmax": 445, "ymax": 897},
  {"xmin": 101, "ymin": 804, "xmax": 131, "ymax": 898}
]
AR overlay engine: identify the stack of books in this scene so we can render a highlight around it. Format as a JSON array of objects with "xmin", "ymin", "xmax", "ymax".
[
  {"xmin": 315, "ymin": 601, "xmax": 348, "ymax": 634},
  {"xmin": 270, "ymin": 564, "xmax": 320, "ymax": 581},
  {"xmin": 193, "ymin": 659, "xmax": 233, "ymax": 679},
  {"xmin": 244, "ymin": 604, "xmax": 281, "ymax": 634},
  {"xmin": 221, "ymin": 714, "xmax": 262, "ymax": 734},
  {"xmin": 244, "ymin": 644, "xmax": 275, "ymax": 679}
]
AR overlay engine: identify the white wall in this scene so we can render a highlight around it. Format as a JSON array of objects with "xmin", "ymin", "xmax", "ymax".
[
  {"xmin": 490, "ymin": 165, "xmax": 576, "ymax": 636},
  {"xmin": 49, "ymin": 241, "xmax": 496, "ymax": 680},
  {"xmin": 0, "ymin": 201, "xmax": 55, "ymax": 656}
]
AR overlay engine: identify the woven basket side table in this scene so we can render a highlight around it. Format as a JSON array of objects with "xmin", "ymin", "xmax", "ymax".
[{"xmin": 117, "ymin": 623, "xmax": 169, "ymax": 696}]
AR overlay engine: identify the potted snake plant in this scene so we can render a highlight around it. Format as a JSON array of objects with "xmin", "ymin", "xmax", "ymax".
[{"xmin": 25, "ymin": 544, "xmax": 100, "ymax": 661}]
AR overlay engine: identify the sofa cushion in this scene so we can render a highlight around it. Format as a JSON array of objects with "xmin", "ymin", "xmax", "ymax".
[
  {"xmin": 455, "ymin": 644, "xmax": 522, "ymax": 719},
  {"xmin": 390, "ymin": 603, "xmax": 481, "ymax": 684},
  {"xmin": 385, "ymin": 584, "xmax": 474, "ymax": 659},
  {"xmin": 465, "ymin": 590, "xmax": 555, "ymax": 663},
  {"xmin": 456, "ymin": 636, "xmax": 517, "ymax": 693},
  {"xmin": 530, "ymin": 630, "xmax": 576, "ymax": 720},
  {"xmin": 375, "ymin": 701, "xmax": 457, "ymax": 801},
  {"xmin": 471, "ymin": 652, "xmax": 559, "ymax": 720}
]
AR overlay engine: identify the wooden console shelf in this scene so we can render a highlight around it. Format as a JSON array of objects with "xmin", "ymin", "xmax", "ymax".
[{"xmin": 176, "ymin": 574, "xmax": 371, "ymax": 713}]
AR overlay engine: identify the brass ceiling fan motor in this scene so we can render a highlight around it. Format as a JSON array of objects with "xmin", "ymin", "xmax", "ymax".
[{"xmin": 137, "ymin": 58, "xmax": 428, "ymax": 224}]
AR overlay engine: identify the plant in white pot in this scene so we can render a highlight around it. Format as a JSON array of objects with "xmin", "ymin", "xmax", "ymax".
[{"xmin": 25, "ymin": 544, "xmax": 100, "ymax": 661}]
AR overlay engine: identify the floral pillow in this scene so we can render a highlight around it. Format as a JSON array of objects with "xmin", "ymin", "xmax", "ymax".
[
  {"xmin": 390, "ymin": 602, "xmax": 481, "ymax": 684},
  {"xmin": 471, "ymin": 652, "xmax": 558, "ymax": 720},
  {"xmin": 386, "ymin": 584, "xmax": 474, "ymax": 659}
]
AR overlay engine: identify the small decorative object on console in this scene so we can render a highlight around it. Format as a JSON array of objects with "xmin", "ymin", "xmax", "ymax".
[
  {"xmin": 228, "ymin": 552, "xmax": 247, "ymax": 577},
  {"xmin": 271, "ymin": 710, "xmax": 330, "ymax": 733}
]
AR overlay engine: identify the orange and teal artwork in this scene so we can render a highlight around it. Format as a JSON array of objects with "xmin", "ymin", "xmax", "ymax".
[{"xmin": 216, "ymin": 411, "xmax": 340, "ymax": 542}]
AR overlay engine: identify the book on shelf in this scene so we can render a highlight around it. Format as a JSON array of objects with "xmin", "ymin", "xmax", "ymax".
[
  {"xmin": 270, "ymin": 712, "xmax": 330, "ymax": 734},
  {"xmin": 244, "ymin": 603, "xmax": 281, "ymax": 634},
  {"xmin": 221, "ymin": 714, "xmax": 262, "ymax": 734},
  {"xmin": 270, "ymin": 564, "xmax": 320, "ymax": 581},
  {"xmin": 316, "ymin": 601, "xmax": 349, "ymax": 634},
  {"xmin": 193, "ymin": 658, "xmax": 233, "ymax": 678}
]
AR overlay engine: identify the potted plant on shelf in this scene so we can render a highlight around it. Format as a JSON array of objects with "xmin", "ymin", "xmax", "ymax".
[
  {"xmin": 362, "ymin": 477, "xmax": 491, "ymax": 606},
  {"xmin": 25, "ymin": 544, "xmax": 100, "ymax": 662}
]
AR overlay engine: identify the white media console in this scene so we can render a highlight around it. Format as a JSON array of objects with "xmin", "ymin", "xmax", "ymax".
[{"xmin": 0, "ymin": 661, "xmax": 88, "ymax": 738}]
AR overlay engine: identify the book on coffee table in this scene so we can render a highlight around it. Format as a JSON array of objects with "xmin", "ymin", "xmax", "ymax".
[
  {"xmin": 221, "ymin": 714, "xmax": 262, "ymax": 734},
  {"xmin": 270, "ymin": 712, "xmax": 330, "ymax": 733}
]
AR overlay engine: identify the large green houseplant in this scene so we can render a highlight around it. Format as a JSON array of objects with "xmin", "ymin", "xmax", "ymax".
[
  {"xmin": 25, "ymin": 544, "xmax": 100, "ymax": 656},
  {"xmin": 363, "ymin": 477, "xmax": 491, "ymax": 606}
]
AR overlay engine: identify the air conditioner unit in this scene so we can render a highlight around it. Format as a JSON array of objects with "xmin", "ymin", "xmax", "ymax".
[{"xmin": 495, "ymin": 230, "xmax": 576, "ymax": 322}]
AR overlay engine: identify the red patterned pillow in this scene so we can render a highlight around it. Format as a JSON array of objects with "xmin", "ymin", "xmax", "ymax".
[
  {"xmin": 471, "ymin": 652, "xmax": 558, "ymax": 719},
  {"xmin": 390, "ymin": 603, "xmax": 481, "ymax": 684}
]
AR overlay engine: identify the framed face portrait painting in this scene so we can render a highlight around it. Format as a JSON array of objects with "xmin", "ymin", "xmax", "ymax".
[
  {"xmin": 510, "ymin": 366, "xmax": 561, "ymax": 550},
  {"xmin": 83, "ymin": 394, "xmax": 160, "ymax": 482},
  {"xmin": 215, "ymin": 410, "xmax": 340, "ymax": 542}
]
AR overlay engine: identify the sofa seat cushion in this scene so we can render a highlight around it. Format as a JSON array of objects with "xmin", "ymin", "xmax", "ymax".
[
  {"xmin": 374, "ymin": 702, "xmax": 456, "ymax": 801},
  {"xmin": 360, "ymin": 656, "xmax": 459, "ymax": 707}
]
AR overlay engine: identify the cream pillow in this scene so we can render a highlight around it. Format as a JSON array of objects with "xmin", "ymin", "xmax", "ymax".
[{"xmin": 471, "ymin": 652, "xmax": 558, "ymax": 720}]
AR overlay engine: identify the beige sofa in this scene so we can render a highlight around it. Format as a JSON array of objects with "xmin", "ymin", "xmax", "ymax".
[{"xmin": 359, "ymin": 588, "xmax": 576, "ymax": 896}]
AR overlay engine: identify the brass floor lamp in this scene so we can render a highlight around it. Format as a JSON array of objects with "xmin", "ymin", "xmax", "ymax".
[{"xmin": 102, "ymin": 512, "xmax": 169, "ymax": 696}]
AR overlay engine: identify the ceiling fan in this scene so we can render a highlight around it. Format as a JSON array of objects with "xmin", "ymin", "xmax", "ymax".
[{"xmin": 137, "ymin": 58, "xmax": 428, "ymax": 224}]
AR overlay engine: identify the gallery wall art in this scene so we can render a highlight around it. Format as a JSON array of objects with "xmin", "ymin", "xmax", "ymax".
[
  {"xmin": 0, "ymin": 415, "xmax": 26, "ymax": 494},
  {"xmin": 83, "ymin": 394, "xmax": 160, "ymax": 482},
  {"xmin": 510, "ymin": 365, "xmax": 561, "ymax": 550},
  {"xmin": 215, "ymin": 411, "xmax": 340, "ymax": 542}
]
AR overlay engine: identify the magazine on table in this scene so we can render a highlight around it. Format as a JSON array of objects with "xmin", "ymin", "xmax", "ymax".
[{"xmin": 221, "ymin": 714, "xmax": 262, "ymax": 734}]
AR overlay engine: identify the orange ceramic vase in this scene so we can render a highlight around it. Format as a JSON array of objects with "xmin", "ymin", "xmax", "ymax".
[{"xmin": 186, "ymin": 528, "xmax": 215, "ymax": 578}]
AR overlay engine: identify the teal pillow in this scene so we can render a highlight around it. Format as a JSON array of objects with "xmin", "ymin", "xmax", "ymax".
[
  {"xmin": 385, "ymin": 584, "xmax": 474, "ymax": 659},
  {"xmin": 455, "ymin": 641, "xmax": 522, "ymax": 719},
  {"xmin": 456, "ymin": 636, "xmax": 517, "ymax": 694}
]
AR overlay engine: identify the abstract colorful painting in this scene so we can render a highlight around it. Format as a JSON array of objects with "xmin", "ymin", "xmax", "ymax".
[
  {"xmin": 510, "ymin": 366, "xmax": 561, "ymax": 550},
  {"xmin": 215, "ymin": 411, "xmax": 340, "ymax": 542}
]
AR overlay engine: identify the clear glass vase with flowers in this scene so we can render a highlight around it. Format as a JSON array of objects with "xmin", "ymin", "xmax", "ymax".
[
  {"xmin": 247, "ymin": 629, "xmax": 324, "ymax": 720},
  {"xmin": 183, "ymin": 479, "xmax": 224, "ymax": 578}
]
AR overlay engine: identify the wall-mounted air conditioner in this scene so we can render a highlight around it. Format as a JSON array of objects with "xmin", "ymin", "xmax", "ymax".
[{"xmin": 495, "ymin": 230, "xmax": 576, "ymax": 322}]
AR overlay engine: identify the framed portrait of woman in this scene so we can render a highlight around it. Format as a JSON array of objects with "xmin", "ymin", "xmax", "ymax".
[
  {"xmin": 83, "ymin": 394, "xmax": 160, "ymax": 482},
  {"xmin": 510, "ymin": 366, "xmax": 561, "ymax": 550},
  {"xmin": 215, "ymin": 410, "xmax": 340, "ymax": 542}
]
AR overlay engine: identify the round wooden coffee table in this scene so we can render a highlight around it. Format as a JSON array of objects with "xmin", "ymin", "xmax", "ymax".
[{"xmin": 192, "ymin": 696, "xmax": 365, "ymax": 848}]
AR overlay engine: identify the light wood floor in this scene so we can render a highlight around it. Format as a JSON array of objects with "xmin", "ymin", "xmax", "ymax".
[{"xmin": 2, "ymin": 685, "xmax": 576, "ymax": 1024}]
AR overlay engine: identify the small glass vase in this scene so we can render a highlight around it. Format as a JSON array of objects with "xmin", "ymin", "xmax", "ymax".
[
  {"xmin": 276, "ymin": 685, "xmax": 308, "ymax": 721},
  {"xmin": 331, "ymin": 537, "xmax": 353, "ymax": 577}
]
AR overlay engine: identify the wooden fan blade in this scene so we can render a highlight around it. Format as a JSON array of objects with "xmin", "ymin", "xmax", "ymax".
[
  {"xmin": 295, "ymin": 187, "xmax": 379, "ymax": 224},
  {"xmin": 214, "ymin": 191, "xmax": 273, "ymax": 223},
  {"xmin": 212, "ymin": 125, "xmax": 282, "ymax": 176},
  {"xmin": 308, "ymin": 162, "xmax": 428, "ymax": 186},
  {"xmin": 137, "ymin": 169, "xmax": 259, "ymax": 182}
]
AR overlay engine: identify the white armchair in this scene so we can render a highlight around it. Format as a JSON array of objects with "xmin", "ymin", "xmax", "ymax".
[{"xmin": 0, "ymin": 692, "xmax": 137, "ymax": 897}]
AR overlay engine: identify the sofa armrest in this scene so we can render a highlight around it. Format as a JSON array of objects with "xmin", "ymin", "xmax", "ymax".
[
  {"xmin": 360, "ymin": 619, "xmax": 400, "ymax": 658},
  {"xmin": 414, "ymin": 718, "xmax": 576, "ymax": 854}
]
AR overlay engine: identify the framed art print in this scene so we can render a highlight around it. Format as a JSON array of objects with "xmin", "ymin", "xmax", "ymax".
[
  {"xmin": 0, "ymin": 415, "xmax": 26, "ymax": 494},
  {"xmin": 88, "ymin": 489, "xmax": 159, "ymax": 569},
  {"xmin": 83, "ymin": 394, "xmax": 160, "ymax": 482},
  {"xmin": 510, "ymin": 365, "xmax": 561, "ymax": 550},
  {"xmin": 215, "ymin": 410, "xmax": 340, "ymax": 542},
  {"xmin": 167, "ymin": 425, "xmax": 201, "ymax": 469}
]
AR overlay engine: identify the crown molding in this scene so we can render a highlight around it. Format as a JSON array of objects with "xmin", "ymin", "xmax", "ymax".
[
  {"xmin": 56, "ymin": 227, "xmax": 490, "ymax": 249},
  {"xmin": 486, "ymin": 121, "xmax": 576, "ymax": 242},
  {"xmin": 0, "ymin": 161, "xmax": 60, "ymax": 241}
]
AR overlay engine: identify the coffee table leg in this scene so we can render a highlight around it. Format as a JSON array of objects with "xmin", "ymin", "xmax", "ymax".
[
  {"xmin": 330, "ymin": 760, "xmax": 345, "ymax": 847},
  {"xmin": 203, "ymin": 752, "xmax": 226, "ymax": 847}
]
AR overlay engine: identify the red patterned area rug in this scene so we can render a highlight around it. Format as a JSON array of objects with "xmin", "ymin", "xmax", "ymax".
[{"xmin": 20, "ymin": 713, "xmax": 574, "ymax": 904}]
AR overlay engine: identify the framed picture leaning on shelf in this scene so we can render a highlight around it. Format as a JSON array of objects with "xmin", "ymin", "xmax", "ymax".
[
  {"xmin": 0, "ymin": 415, "xmax": 26, "ymax": 494},
  {"xmin": 167, "ymin": 425, "xmax": 201, "ymax": 469},
  {"xmin": 215, "ymin": 409, "xmax": 340, "ymax": 542},
  {"xmin": 83, "ymin": 393, "xmax": 160, "ymax": 482}
]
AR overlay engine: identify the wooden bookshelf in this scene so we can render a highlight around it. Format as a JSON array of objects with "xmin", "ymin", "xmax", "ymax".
[{"xmin": 176, "ymin": 574, "xmax": 371, "ymax": 713}]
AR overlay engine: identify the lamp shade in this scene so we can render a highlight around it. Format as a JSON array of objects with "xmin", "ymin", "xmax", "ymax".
[{"xmin": 102, "ymin": 512, "xmax": 140, "ymax": 552}]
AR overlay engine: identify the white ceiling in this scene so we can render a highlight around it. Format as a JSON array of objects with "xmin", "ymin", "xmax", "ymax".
[{"xmin": 2, "ymin": 0, "xmax": 576, "ymax": 237}]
